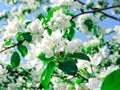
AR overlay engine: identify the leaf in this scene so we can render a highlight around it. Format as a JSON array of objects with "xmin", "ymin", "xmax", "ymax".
[
  {"xmin": 16, "ymin": 32, "xmax": 24, "ymax": 42},
  {"xmin": 63, "ymin": 21, "xmax": 75, "ymax": 41},
  {"xmin": 58, "ymin": 60, "xmax": 78, "ymax": 76},
  {"xmin": 11, "ymin": 51, "xmax": 20, "ymax": 68},
  {"xmin": 47, "ymin": 28, "xmax": 52, "ymax": 36},
  {"xmin": 101, "ymin": 69, "xmax": 120, "ymax": 90},
  {"xmin": 116, "ymin": 57, "xmax": 120, "ymax": 65},
  {"xmin": 93, "ymin": 25, "xmax": 99, "ymax": 37},
  {"xmin": 75, "ymin": 78, "xmax": 84, "ymax": 84},
  {"xmin": 4, "ymin": 39, "xmax": 12, "ymax": 46},
  {"xmin": 22, "ymin": 9, "xmax": 31, "ymax": 15},
  {"xmin": 37, "ymin": 13, "xmax": 45, "ymax": 21},
  {"xmin": 41, "ymin": 61, "xmax": 56, "ymax": 88},
  {"xmin": 67, "ymin": 52, "xmax": 90, "ymax": 61},
  {"xmin": 17, "ymin": 45, "xmax": 28, "ymax": 57},
  {"xmin": 38, "ymin": 52, "xmax": 54, "ymax": 61},
  {"xmin": 43, "ymin": 7, "xmax": 60, "ymax": 25},
  {"xmin": 23, "ymin": 32, "xmax": 32, "ymax": 42},
  {"xmin": 25, "ymin": 21, "xmax": 31, "ymax": 28}
]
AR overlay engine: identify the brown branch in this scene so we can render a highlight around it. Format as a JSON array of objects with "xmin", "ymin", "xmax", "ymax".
[
  {"xmin": 98, "ymin": 11, "xmax": 119, "ymax": 21},
  {"xmin": 0, "ymin": 41, "xmax": 24, "ymax": 53},
  {"xmin": 76, "ymin": 73, "xmax": 88, "ymax": 82},
  {"xmin": 73, "ymin": 0, "xmax": 120, "ymax": 21},
  {"xmin": 94, "ymin": 5, "xmax": 120, "ymax": 11},
  {"xmin": 53, "ymin": 72, "xmax": 88, "ymax": 82},
  {"xmin": 71, "ymin": 10, "xmax": 95, "ymax": 20}
]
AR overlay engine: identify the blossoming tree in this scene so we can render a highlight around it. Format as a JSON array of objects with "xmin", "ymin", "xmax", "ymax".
[{"xmin": 0, "ymin": 0, "xmax": 120, "ymax": 90}]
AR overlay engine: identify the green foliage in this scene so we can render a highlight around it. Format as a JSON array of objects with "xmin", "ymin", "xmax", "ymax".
[
  {"xmin": 101, "ymin": 69, "xmax": 120, "ymax": 90},
  {"xmin": 16, "ymin": 32, "xmax": 24, "ymax": 42},
  {"xmin": 43, "ymin": 7, "xmax": 60, "ymax": 25},
  {"xmin": 46, "ymin": 28, "xmax": 52, "ymax": 36},
  {"xmin": 100, "ymin": 15, "xmax": 107, "ymax": 21},
  {"xmin": 38, "ymin": 52, "xmax": 54, "ymax": 61},
  {"xmin": 37, "ymin": 13, "xmax": 45, "ymax": 21},
  {"xmin": 86, "ymin": 2, "xmax": 95, "ymax": 9},
  {"xmin": 58, "ymin": 60, "xmax": 78, "ymax": 76},
  {"xmin": 0, "ymin": 13, "xmax": 8, "ymax": 20},
  {"xmin": 22, "ymin": 32, "xmax": 32, "ymax": 42},
  {"xmin": 11, "ymin": 51, "xmax": 21, "ymax": 68},
  {"xmin": 84, "ymin": 18, "xmax": 93, "ymax": 32},
  {"xmin": 75, "ymin": 78, "xmax": 85, "ymax": 84},
  {"xmin": 22, "ymin": 9, "xmax": 31, "ymax": 15},
  {"xmin": 40, "ymin": 61, "xmax": 56, "ymax": 89},
  {"xmin": 67, "ymin": 52, "xmax": 90, "ymax": 61},
  {"xmin": 4, "ymin": 39, "xmax": 12, "ymax": 46},
  {"xmin": 63, "ymin": 21, "xmax": 75, "ymax": 41},
  {"xmin": 116, "ymin": 57, "xmax": 120, "ymax": 65},
  {"xmin": 25, "ymin": 21, "xmax": 31, "ymax": 28},
  {"xmin": 17, "ymin": 45, "xmax": 28, "ymax": 57}
]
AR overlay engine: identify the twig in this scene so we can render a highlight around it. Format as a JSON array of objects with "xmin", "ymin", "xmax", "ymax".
[
  {"xmin": 53, "ymin": 72, "xmax": 88, "ymax": 82},
  {"xmin": 76, "ymin": 72, "xmax": 88, "ymax": 82},
  {"xmin": 73, "ymin": 0, "xmax": 120, "ymax": 21},
  {"xmin": 0, "ymin": 41, "xmax": 24, "ymax": 53}
]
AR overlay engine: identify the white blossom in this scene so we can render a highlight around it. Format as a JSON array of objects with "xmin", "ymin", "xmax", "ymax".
[
  {"xmin": 66, "ymin": 39, "xmax": 83, "ymax": 53},
  {"xmin": 76, "ymin": 14, "xmax": 97, "ymax": 33},
  {"xmin": 84, "ymin": 37, "xmax": 100, "ymax": 47},
  {"xmin": 98, "ymin": 65, "xmax": 119, "ymax": 79},
  {"xmin": 48, "ymin": 9, "xmax": 71, "ymax": 31},
  {"xmin": 86, "ymin": 78, "xmax": 102, "ymax": 90},
  {"xmin": 114, "ymin": 25, "xmax": 120, "ymax": 33},
  {"xmin": 90, "ymin": 53, "xmax": 102, "ymax": 66}
]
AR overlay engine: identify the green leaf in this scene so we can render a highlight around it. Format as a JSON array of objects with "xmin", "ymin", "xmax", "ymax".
[
  {"xmin": 25, "ymin": 21, "xmax": 31, "ymax": 28},
  {"xmin": 75, "ymin": 78, "xmax": 84, "ymax": 84},
  {"xmin": 86, "ymin": 2, "xmax": 95, "ymax": 9},
  {"xmin": 41, "ymin": 61, "xmax": 56, "ymax": 88},
  {"xmin": 116, "ymin": 57, "xmax": 120, "ymax": 65},
  {"xmin": 93, "ymin": 25, "xmax": 99, "ymax": 37},
  {"xmin": 58, "ymin": 60, "xmax": 78, "ymax": 76},
  {"xmin": 43, "ymin": 7, "xmax": 60, "ymax": 25},
  {"xmin": 17, "ymin": 45, "xmax": 28, "ymax": 57},
  {"xmin": 47, "ymin": 28, "xmax": 52, "ymax": 36},
  {"xmin": 19, "ymin": 14, "xmax": 25, "ymax": 21},
  {"xmin": 23, "ymin": 32, "xmax": 32, "ymax": 42},
  {"xmin": 16, "ymin": 32, "xmax": 24, "ymax": 42},
  {"xmin": 67, "ymin": 52, "xmax": 90, "ymax": 61},
  {"xmin": 63, "ymin": 21, "xmax": 75, "ymax": 41},
  {"xmin": 101, "ymin": 69, "xmax": 120, "ymax": 90},
  {"xmin": 22, "ymin": 9, "xmax": 31, "ymax": 15},
  {"xmin": 11, "ymin": 51, "xmax": 20, "ymax": 68},
  {"xmin": 38, "ymin": 52, "xmax": 54, "ymax": 61},
  {"xmin": 37, "ymin": 13, "xmax": 45, "ymax": 21},
  {"xmin": 4, "ymin": 39, "xmax": 12, "ymax": 46},
  {"xmin": 64, "ymin": 11, "xmax": 74, "ymax": 16},
  {"xmin": 100, "ymin": 14, "xmax": 107, "ymax": 21}
]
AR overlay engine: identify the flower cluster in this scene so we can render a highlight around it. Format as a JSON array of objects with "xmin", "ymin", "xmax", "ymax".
[
  {"xmin": 0, "ymin": 0, "xmax": 120, "ymax": 90},
  {"xmin": 48, "ymin": 9, "xmax": 72, "ymax": 31}
]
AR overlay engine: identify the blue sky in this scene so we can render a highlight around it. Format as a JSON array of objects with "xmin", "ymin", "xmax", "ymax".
[{"xmin": 0, "ymin": 1, "xmax": 119, "ymax": 41}]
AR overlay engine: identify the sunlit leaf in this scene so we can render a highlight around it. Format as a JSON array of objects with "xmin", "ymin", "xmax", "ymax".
[
  {"xmin": 41, "ymin": 61, "xmax": 56, "ymax": 88},
  {"xmin": 101, "ymin": 69, "xmax": 120, "ymax": 90}
]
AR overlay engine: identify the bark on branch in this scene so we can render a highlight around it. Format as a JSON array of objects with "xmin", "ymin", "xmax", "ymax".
[
  {"xmin": 72, "ymin": 0, "xmax": 120, "ymax": 21},
  {"xmin": 0, "ymin": 41, "xmax": 24, "ymax": 53}
]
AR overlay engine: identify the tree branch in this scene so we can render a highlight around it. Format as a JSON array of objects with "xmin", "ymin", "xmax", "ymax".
[
  {"xmin": 76, "ymin": 72, "xmax": 88, "ymax": 82},
  {"xmin": 73, "ymin": 0, "xmax": 120, "ymax": 21},
  {"xmin": 0, "ymin": 41, "xmax": 24, "ymax": 53},
  {"xmin": 53, "ymin": 72, "xmax": 88, "ymax": 82},
  {"xmin": 71, "ymin": 10, "xmax": 95, "ymax": 19}
]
